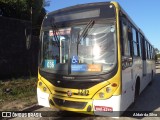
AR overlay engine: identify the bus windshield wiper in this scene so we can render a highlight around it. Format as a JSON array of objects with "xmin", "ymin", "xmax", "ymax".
[{"xmin": 77, "ymin": 20, "xmax": 95, "ymax": 44}]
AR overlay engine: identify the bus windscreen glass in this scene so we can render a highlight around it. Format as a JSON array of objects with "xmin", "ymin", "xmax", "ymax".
[{"xmin": 40, "ymin": 22, "xmax": 116, "ymax": 75}]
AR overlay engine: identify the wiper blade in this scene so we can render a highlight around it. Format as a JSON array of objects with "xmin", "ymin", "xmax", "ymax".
[{"xmin": 77, "ymin": 20, "xmax": 95, "ymax": 44}]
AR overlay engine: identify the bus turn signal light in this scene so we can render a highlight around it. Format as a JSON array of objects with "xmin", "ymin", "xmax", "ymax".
[
  {"xmin": 111, "ymin": 83, "xmax": 117, "ymax": 87},
  {"xmin": 39, "ymin": 82, "xmax": 42, "ymax": 86}
]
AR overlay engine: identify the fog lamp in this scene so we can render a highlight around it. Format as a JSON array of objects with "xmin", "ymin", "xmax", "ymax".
[
  {"xmin": 99, "ymin": 92, "xmax": 104, "ymax": 98},
  {"xmin": 106, "ymin": 87, "xmax": 111, "ymax": 93},
  {"xmin": 43, "ymin": 87, "xmax": 47, "ymax": 91},
  {"xmin": 87, "ymin": 105, "xmax": 92, "ymax": 112}
]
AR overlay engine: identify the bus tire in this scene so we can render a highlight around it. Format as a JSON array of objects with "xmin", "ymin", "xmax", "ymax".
[
  {"xmin": 149, "ymin": 71, "xmax": 154, "ymax": 86},
  {"xmin": 134, "ymin": 78, "xmax": 140, "ymax": 103},
  {"xmin": 129, "ymin": 78, "xmax": 140, "ymax": 108}
]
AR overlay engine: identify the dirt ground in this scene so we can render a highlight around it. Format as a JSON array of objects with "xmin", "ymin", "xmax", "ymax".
[{"xmin": 0, "ymin": 96, "xmax": 37, "ymax": 111}]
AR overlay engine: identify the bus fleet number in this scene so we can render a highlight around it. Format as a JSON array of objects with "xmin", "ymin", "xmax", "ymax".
[{"xmin": 78, "ymin": 89, "xmax": 89, "ymax": 96}]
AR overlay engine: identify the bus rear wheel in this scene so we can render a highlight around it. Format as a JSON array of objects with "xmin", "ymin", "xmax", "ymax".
[
  {"xmin": 149, "ymin": 71, "xmax": 154, "ymax": 86},
  {"xmin": 129, "ymin": 79, "xmax": 140, "ymax": 108},
  {"xmin": 134, "ymin": 79, "xmax": 140, "ymax": 103}
]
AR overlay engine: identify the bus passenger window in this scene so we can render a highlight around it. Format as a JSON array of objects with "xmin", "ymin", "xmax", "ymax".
[
  {"xmin": 138, "ymin": 33, "xmax": 142, "ymax": 57},
  {"xmin": 121, "ymin": 21, "xmax": 131, "ymax": 56},
  {"xmin": 132, "ymin": 28, "xmax": 138, "ymax": 56},
  {"xmin": 148, "ymin": 44, "xmax": 151, "ymax": 59},
  {"xmin": 145, "ymin": 41, "xmax": 148, "ymax": 59}
]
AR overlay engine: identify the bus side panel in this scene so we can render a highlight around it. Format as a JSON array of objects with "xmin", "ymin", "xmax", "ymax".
[
  {"xmin": 121, "ymin": 57, "xmax": 142, "ymax": 112},
  {"xmin": 132, "ymin": 57, "xmax": 143, "ymax": 95},
  {"xmin": 121, "ymin": 65, "xmax": 134, "ymax": 111},
  {"xmin": 140, "ymin": 60, "xmax": 147, "ymax": 93},
  {"xmin": 140, "ymin": 59, "xmax": 154, "ymax": 93}
]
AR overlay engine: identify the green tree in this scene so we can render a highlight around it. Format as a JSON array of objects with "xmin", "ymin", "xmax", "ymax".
[
  {"xmin": 0, "ymin": 0, "xmax": 32, "ymax": 20},
  {"xmin": 0, "ymin": 0, "xmax": 48, "ymax": 35},
  {"xmin": 155, "ymin": 48, "xmax": 160, "ymax": 54},
  {"xmin": 43, "ymin": 0, "xmax": 50, "ymax": 7}
]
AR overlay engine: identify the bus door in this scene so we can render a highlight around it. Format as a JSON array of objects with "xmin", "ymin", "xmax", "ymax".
[{"xmin": 121, "ymin": 18, "xmax": 134, "ymax": 110}]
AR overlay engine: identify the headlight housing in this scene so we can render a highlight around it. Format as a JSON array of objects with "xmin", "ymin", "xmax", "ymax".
[{"xmin": 93, "ymin": 82, "xmax": 118, "ymax": 99}]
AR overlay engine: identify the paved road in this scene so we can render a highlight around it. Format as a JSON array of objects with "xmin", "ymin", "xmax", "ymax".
[{"xmin": 12, "ymin": 63, "xmax": 160, "ymax": 120}]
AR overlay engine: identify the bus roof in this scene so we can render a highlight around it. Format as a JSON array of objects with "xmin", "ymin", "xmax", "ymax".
[
  {"xmin": 47, "ymin": 1, "xmax": 112, "ymax": 16},
  {"xmin": 45, "ymin": 1, "xmax": 153, "ymax": 48}
]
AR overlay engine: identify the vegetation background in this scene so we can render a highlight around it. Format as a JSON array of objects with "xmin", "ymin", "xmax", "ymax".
[{"xmin": 0, "ymin": 0, "xmax": 50, "ymax": 110}]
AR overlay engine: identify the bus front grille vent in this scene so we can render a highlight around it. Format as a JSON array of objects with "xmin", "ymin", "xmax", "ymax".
[{"xmin": 53, "ymin": 98, "xmax": 87, "ymax": 109}]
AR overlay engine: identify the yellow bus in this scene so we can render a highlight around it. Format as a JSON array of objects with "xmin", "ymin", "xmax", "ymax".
[{"xmin": 37, "ymin": 1, "xmax": 156, "ymax": 116}]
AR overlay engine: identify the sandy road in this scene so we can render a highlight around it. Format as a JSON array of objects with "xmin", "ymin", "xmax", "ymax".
[{"xmin": 11, "ymin": 63, "xmax": 160, "ymax": 120}]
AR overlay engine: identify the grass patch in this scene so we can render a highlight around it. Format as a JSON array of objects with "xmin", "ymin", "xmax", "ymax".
[{"xmin": 0, "ymin": 77, "xmax": 37, "ymax": 111}]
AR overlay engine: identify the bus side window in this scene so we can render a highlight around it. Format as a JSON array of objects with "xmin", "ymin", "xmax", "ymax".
[
  {"xmin": 121, "ymin": 19, "xmax": 131, "ymax": 57},
  {"xmin": 148, "ymin": 43, "xmax": 150, "ymax": 59},
  {"xmin": 132, "ymin": 27, "xmax": 138, "ymax": 56},
  {"xmin": 152, "ymin": 48, "xmax": 154, "ymax": 59},
  {"xmin": 127, "ymin": 24, "xmax": 133, "ymax": 57},
  {"xmin": 148, "ymin": 44, "xmax": 151, "ymax": 59},
  {"xmin": 145, "ymin": 41, "xmax": 148, "ymax": 59},
  {"xmin": 141, "ymin": 36, "xmax": 146, "ymax": 60},
  {"xmin": 138, "ymin": 33, "xmax": 142, "ymax": 57}
]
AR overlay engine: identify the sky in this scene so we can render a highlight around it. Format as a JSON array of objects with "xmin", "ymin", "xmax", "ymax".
[{"xmin": 45, "ymin": 0, "xmax": 160, "ymax": 50}]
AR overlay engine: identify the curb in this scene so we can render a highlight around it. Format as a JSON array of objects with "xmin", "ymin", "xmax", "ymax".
[{"xmin": 21, "ymin": 104, "xmax": 43, "ymax": 111}]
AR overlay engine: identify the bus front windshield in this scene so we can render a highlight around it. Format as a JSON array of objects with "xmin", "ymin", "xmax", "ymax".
[{"xmin": 40, "ymin": 21, "xmax": 117, "ymax": 75}]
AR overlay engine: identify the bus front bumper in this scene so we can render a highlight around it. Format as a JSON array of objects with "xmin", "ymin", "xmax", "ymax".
[
  {"xmin": 37, "ymin": 88, "xmax": 50, "ymax": 107},
  {"xmin": 37, "ymin": 88, "xmax": 121, "ymax": 116}
]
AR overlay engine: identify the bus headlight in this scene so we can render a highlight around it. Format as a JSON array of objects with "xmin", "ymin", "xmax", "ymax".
[
  {"xmin": 43, "ymin": 87, "xmax": 47, "ymax": 91},
  {"xmin": 106, "ymin": 87, "xmax": 112, "ymax": 93},
  {"xmin": 93, "ymin": 82, "xmax": 119, "ymax": 99},
  {"xmin": 99, "ymin": 92, "xmax": 105, "ymax": 98},
  {"xmin": 38, "ymin": 78, "xmax": 51, "ymax": 94}
]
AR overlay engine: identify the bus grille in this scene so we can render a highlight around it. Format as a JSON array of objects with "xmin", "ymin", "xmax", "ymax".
[{"xmin": 53, "ymin": 98, "xmax": 87, "ymax": 109}]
